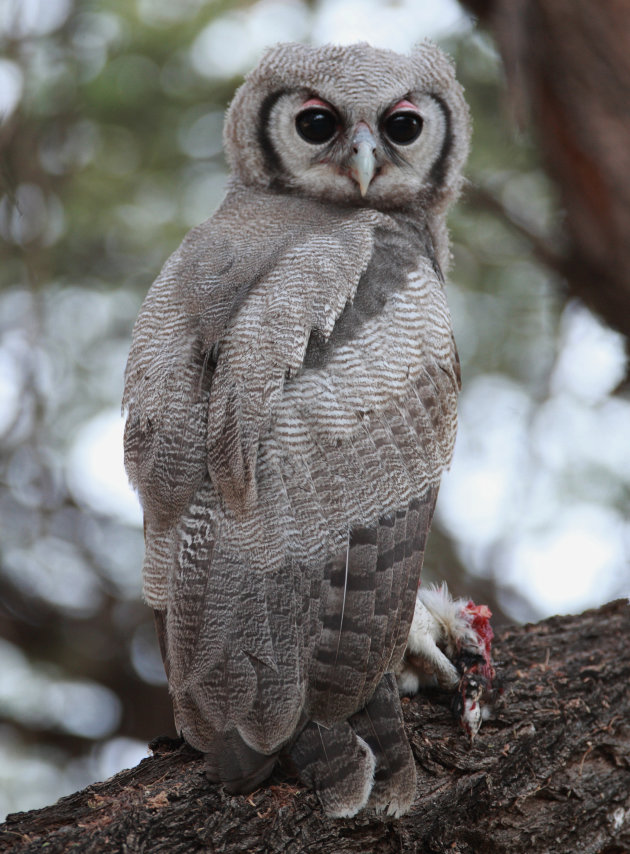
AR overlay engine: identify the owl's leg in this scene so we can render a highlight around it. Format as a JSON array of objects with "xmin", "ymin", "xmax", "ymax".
[
  {"xmin": 154, "ymin": 611, "xmax": 278, "ymax": 794},
  {"xmin": 173, "ymin": 691, "xmax": 279, "ymax": 793},
  {"xmin": 289, "ymin": 719, "xmax": 376, "ymax": 818},
  {"xmin": 349, "ymin": 672, "xmax": 416, "ymax": 817},
  {"xmin": 203, "ymin": 727, "xmax": 278, "ymax": 794}
]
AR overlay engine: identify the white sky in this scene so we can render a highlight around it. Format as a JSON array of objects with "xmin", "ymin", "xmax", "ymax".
[{"xmin": 190, "ymin": 0, "xmax": 468, "ymax": 78}]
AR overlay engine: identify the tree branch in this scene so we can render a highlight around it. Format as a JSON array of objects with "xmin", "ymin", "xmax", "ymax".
[
  {"xmin": 1, "ymin": 600, "xmax": 629, "ymax": 854},
  {"xmin": 459, "ymin": 0, "xmax": 630, "ymax": 346}
]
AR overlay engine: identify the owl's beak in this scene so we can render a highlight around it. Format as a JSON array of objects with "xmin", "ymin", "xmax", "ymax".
[{"xmin": 349, "ymin": 123, "xmax": 377, "ymax": 197}]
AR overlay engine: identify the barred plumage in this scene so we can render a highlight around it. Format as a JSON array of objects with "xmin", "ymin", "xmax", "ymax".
[{"xmin": 124, "ymin": 40, "xmax": 470, "ymax": 816}]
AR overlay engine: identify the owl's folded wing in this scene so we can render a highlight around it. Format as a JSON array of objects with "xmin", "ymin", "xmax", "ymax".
[
  {"xmin": 123, "ymin": 219, "xmax": 246, "ymax": 530},
  {"xmin": 205, "ymin": 208, "xmax": 385, "ymax": 512},
  {"xmin": 123, "ymin": 192, "xmax": 385, "ymax": 526}
]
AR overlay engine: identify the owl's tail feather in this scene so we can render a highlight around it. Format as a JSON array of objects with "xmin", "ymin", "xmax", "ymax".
[
  {"xmin": 349, "ymin": 673, "xmax": 416, "ymax": 817},
  {"xmin": 203, "ymin": 727, "xmax": 278, "ymax": 794},
  {"xmin": 289, "ymin": 719, "xmax": 376, "ymax": 817}
]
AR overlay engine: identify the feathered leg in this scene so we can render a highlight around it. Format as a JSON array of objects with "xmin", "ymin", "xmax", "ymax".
[
  {"xmin": 349, "ymin": 672, "xmax": 416, "ymax": 817},
  {"xmin": 202, "ymin": 727, "xmax": 278, "ymax": 793},
  {"xmin": 289, "ymin": 719, "xmax": 376, "ymax": 818},
  {"xmin": 154, "ymin": 608, "xmax": 278, "ymax": 792}
]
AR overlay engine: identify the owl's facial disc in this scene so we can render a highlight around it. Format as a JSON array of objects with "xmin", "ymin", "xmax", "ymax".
[{"xmin": 265, "ymin": 88, "xmax": 448, "ymax": 207}]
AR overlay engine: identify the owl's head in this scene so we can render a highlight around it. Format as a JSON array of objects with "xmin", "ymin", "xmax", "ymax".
[{"xmin": 224, "ymin": 42, "xmax": 470, "ymax": 212}]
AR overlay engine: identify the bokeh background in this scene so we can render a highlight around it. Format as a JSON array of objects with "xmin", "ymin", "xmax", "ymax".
[{"xmin": 1, "ymin": 0, "xmax": 628, "ymax": 819}]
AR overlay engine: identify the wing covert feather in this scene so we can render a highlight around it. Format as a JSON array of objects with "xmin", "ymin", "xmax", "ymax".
[
  {"xmin": 123, "ymin": 185, "xmax": 386, "ymax": 516},
  {"xmin": 205, "ymin": 211, "xmax": 385, "ymax": 511},
  {"xmin": 122, "ymin": 188, "xmax": 385, "ymax": 602}
]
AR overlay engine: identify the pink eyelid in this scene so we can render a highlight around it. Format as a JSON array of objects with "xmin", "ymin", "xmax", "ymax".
[
  {"xmin": 385, "ymin": 99, "xmax": 419, "ymax": 116},
  {"xmin": 300, "ymin": 97, "xmax": 335, "ymax": 111},
  {"xmin": 299, "ymin": 97, "xmax": 419, "ymax": 118}
]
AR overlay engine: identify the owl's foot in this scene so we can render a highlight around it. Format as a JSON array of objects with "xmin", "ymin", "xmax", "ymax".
[
  {"xmin": 289, "ymin": 675, "xmax": 417, "ymax": 818},
  {"xmin": 289, "ymin": 719, "xmax": 376, "ymax": 818},
  {"xmin": 198, "ymin": 726, "xmax": 278, "ymax": 794},
  {"xmin": 396, "ymin": 583, "xmax": 495, "ymax": 739},
  {"xmin": 349, "ymin": 673, "xmax": 416, "ymax": 817}
]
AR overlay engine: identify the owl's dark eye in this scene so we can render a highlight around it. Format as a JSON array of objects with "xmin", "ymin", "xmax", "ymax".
[
  {"xmin": 296, "ymin": 109, "xmax": 337, "ymax": 144},
  {"xmin": 384, "ymin": 112, "xmax": 423, "ymax": 145}
]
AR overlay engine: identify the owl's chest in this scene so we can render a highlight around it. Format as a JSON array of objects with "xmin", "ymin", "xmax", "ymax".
[
  {"xmin": 283, "ymin": 254, "xmax": 455, "ymax": 417},
  {"xmin": 259, "ymin": 254, "xmax": 457, "ymax": 558},
  {"xmin": 302, "ymin": 219, "xmax": 445, "ymax": 367}
]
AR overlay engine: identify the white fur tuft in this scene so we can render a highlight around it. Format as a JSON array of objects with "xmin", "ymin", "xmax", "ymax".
[
  {"xmin": 417, "ymin": 583, "xmax": 480, "ymax": 655},
  {"xmin": 396, "ymin": 583, "xmax": 484, "ymax": 693}
]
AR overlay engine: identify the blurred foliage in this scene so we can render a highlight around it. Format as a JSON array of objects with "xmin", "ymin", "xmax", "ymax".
[
  {"xmin": 0, "ymin": 0, "xmax": 243, "ymax": 817},
  {"xmin": 1, "ymin": 0, "xmax": 628, "ymax": 819}
]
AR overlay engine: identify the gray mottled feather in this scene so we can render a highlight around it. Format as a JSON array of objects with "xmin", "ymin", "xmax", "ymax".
[
  {"xmin": 349, "ymin": 673, "xmax": 416, "ymax": 816},
  {"xmin": 289, "ymin": 720, "xmax": 376, "ymax": 818},
  {"xmin": 123, "ymin": 40, "xmax": 470, "ymax": 815}
]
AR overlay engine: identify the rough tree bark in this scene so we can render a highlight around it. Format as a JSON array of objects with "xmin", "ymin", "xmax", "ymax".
[
  {"xmin": 1, "ymin": 600, "xmax": 628, "ymax": 854},
  {"xmin": 459, "ymin": 0, "xmax": 630, "ymax": 347}
]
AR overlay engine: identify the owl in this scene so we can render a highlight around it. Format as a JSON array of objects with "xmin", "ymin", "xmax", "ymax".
[{"xmin": 123, "ymin": 41, "xmax": 470, "ymax": 818}]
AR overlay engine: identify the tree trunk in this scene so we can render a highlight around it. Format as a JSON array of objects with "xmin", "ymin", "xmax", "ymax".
[
  {"xmin": 460, "ymin": 0, "xmax": 630, "ymax": 348},
  {"xmin": 1, "ymin": 600, "xmax": 628, "ymax": 854}
]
